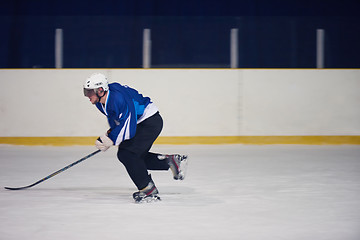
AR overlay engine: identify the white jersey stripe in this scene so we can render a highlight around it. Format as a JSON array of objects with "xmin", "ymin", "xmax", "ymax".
[
  {"xmin": 115, "ymin": 113, "xmax": 131, "ymax": 145},
  {"xmin": 137, "ymin": 103, "xmax": 158, "ymax": 124}
]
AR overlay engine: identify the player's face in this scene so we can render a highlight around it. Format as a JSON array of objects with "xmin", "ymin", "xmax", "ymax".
[{"xmin": 84, "ymin": 89, "xmax": 99, "ymax": 104}]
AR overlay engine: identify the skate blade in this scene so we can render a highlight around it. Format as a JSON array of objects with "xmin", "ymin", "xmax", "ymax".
[{"xmin": 135, "ymin": 195, "xmax": 161, "ymax": 204}]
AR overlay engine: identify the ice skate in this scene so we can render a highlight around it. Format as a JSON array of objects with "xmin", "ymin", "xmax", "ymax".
[
  {"xmin": 133, "ymin": 180, "xmax": 161, "ymax": 203},
  {"xmin": 166, "ymin": 154, "xmax": 188, "ymax": 180}
]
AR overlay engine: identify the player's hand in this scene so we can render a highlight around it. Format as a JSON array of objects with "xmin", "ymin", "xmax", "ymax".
[{"xmin": 95, "ymin": 134, "xmax": 113, "ymax": 151}]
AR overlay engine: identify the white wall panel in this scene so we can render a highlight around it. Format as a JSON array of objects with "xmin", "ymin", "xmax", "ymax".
[
  {"xmin": 242, "ymin": 70, "xmax": 360, "ymax": 135},
  {"xmin": 0, "ymin": 69, "xmax": 359, "ymax": 137}
]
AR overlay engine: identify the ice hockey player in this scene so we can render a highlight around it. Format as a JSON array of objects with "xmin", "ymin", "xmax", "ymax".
[{"xmin": 83, "ymin": 73, "xmax": 187, "ymax": 203}]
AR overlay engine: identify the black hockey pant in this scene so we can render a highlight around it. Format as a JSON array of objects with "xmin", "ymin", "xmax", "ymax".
[{"xmin": 117, "ymin": 112, "xmax": 169, "ymax": 190}]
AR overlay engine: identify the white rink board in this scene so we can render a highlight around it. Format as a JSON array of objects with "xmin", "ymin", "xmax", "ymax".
[
  {"xmin": 241, "ymin": 69, "xmax": 360, "ymax": 135},
  {"xmin": 0, "ymin": 69, "xmax": 359, "ymax": 137}
]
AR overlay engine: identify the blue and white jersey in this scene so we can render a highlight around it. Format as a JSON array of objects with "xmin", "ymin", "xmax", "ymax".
[{"xmin": 95, "ymin": 83, "xmax": 158, "ymax": 145}]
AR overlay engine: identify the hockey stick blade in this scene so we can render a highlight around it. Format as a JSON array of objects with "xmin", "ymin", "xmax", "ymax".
[{"xmin": 4, "ymin": 149, "xmax": 101, "ymax": 190}]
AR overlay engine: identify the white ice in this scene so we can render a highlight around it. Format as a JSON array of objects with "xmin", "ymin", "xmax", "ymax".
[{"xmin": 1, "ymin": 144, "xmax": 360, "ymax": 240}]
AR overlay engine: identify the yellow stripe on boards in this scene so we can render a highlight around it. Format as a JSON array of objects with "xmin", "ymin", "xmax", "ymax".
[
  {"xmin": 0, "ymin": 137, "xmax": 97, "ymax": 146},
  {"xmin": 0, "ymin": 136, "xmax": 359, "ymax": 146},
  {"xmin": 155, "ymin": 136, "xmax": 360, "ymax": 145}
]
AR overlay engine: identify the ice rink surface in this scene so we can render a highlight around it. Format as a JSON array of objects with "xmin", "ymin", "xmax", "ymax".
[{"xmin": 1, "ymin": 144, "xmax": 360, "ymax": 240}]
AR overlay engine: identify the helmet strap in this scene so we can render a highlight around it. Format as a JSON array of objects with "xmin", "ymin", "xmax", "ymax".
[{"xmin": 96, "ymin": 88, "xmax": 107, "ymax": 103}]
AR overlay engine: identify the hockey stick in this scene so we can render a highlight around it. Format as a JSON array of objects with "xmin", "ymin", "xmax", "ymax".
[{"xmin": 4, "ymin": 149, "xmax": 101, "ymax": 190}]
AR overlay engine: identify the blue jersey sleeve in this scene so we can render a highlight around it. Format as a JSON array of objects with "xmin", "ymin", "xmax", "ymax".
[
  {"xmin": 95, "ymin": 82, "xmax": 153, "ymax": 145},
  {"xmin": 106, "ymin": 91, "xmax": 137, "ymax": 145}
]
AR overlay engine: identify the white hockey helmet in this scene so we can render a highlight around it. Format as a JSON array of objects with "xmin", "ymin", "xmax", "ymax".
[{"xmin": 83, "ymin": 73, "xmax": 109, "ymax": 97}]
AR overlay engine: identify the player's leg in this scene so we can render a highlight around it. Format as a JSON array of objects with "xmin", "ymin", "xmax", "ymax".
[
  {"xmin": 117, "ymin": 112, "xmax": 163, "ymax": 202},
  {"xmin": 137, "ymin": 113, "xmax": 188, "ymax": 180}
]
